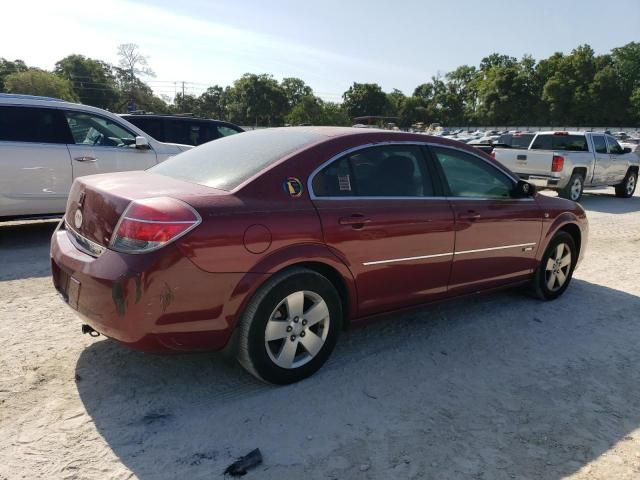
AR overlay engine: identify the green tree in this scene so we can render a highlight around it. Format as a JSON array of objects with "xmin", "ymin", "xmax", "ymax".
[
  {"xmin": 0, "ymin": 58, "xmax": 28, "ymax": 91},
  {"xmin": 54, "ymin": 54, "xmax": 120, "ymax": 109},
  {"xmin": 342, "ymin": 82, "xmax": 388, "ymax": 119},
  {"xmin": 226, "ymin": 73, "xmax": 287, "ymax": 126},
  {"xmin": 281, "ymin": 77, "xmax": 313, "ymax": 108},
  {"xmin": 198, "ymin": 85, "xmax": 227, "ymax": 119},
  {"xmin": 4, "ymin": 70, "xmax": 77, "ymax": 101}
]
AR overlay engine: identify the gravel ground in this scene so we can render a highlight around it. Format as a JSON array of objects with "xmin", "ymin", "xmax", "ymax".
[{"xmin": 1, "ymin": 188, "xmax": 639, "ymax": 480}]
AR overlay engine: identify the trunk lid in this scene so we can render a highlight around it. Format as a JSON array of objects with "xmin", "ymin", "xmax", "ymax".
[{"xmin": 64, "ymin": 171, "xmax": 227, "ymax": 249}]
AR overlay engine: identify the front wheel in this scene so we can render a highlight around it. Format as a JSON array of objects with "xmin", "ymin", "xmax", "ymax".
[
  {"xmin": 236, "ymin": 268, "xmax": 342, "ymax": 384},
  {"xmin": 559, "ymin": 173, "xmax": 584, "ymax": 202},
  {"xmin": 615, "ymin": 170, "xmax": 637, "ymax": 198},
  {"xmin": 532, "ymin": 232, "xmax": 577, "ymax": 301}
]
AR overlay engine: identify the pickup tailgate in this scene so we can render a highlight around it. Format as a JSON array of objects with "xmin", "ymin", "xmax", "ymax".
[{"xmin": 493, "ymin": 149, "xmax": 555, "ymax": 176}]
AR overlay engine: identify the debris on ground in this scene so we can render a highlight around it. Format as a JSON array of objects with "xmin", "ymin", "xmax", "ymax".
[{"xmin": 224, "ymin": 448, "xmax": 263, "ymax": 476}]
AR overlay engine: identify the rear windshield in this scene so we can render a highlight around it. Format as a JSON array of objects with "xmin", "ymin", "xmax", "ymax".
[
  {"xmin": 150, "ymin": 128, "xmax": 325, "ymax": 191},
  {"xmin": 498, "ymin": 133, "xmax": 534, "ymax": 149},
  {"xmin": 530, "ymin": 134, "xmax": 588, "ymax": 151}
]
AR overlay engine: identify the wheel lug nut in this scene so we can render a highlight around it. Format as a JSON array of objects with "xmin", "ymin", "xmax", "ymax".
[
  {"xmin": 302, "ymin": 320, "xmax": 307, "ymax": 326},
  {"xmin": 300, "ymin": 331, "xmax": 306, "ymax": 337},
  {"xmin": 293, "ymin": 317, "xmax": 299, "ymax": 323},
  {"xmin": 286, "ymin": 326, "xmax": 292, "ymax": 332},
  {"xmin": 290, "ymin": 335, "xmax": 296, "ymax": 341}
]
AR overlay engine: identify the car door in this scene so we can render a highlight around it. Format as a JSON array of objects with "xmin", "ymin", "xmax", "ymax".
[
  {"xmin": 0, "ymin": 105, "xmax": 73, "ymax": 217},
  {"xmin": 428, "ymin": 145, "xmax": 542, "ymax": 295},
  {"xmin": 605, "ymin": 135, "xmax": 629, "ymax": 182},
  {"xmin": 590, "ymin": 134, "xmax": 610, "ymax": 185},
  {"xmin": 311, "ymin": 144, "xmax": 455, "ymax": 316},
  {"xmin": 63, "ymin": 110, "xmax": 158, "ymax": 179}
]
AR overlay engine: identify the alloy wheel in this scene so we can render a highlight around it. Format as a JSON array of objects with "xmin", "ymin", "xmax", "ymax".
[
  {"xmin": 264, "ymin": 291, "xmax": 330, "ymax": 369},
  {"xmin": 627, "ymin": 175, "xmax": 636, "ymax": 196},
  {"xmin": 544, "ymin": 243, "xmax": 572, "ymax": 292},
  {"xmin": 570, "ymin": 179, "xmax": 582, "ymax": 201}
]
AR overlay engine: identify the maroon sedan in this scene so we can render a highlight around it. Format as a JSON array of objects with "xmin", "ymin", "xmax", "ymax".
[{"xmin": 51, "ymin": 127, "xmax": 588, "ymax": 384}]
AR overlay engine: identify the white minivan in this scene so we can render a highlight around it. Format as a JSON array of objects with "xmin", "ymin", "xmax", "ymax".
[{"xmin": 0, "ymin": 94, "xmax": 192, "ymax": 219}]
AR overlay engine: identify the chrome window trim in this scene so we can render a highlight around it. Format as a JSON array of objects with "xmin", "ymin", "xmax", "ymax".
[
  {"xmin": 361, "ymin": 242, "xmax": 537, "ymax": 266},
  {"xmin": 307, "ymin": 140, "xmax": 521, "ymax": 201}
]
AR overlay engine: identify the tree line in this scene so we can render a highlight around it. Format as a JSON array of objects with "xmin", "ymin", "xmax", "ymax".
[{"xmin": 1, "ymin": 42, "xmax": 639, "ymax": 127}]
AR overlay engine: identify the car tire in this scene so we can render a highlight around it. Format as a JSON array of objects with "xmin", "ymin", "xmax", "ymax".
[
  {"xmin": 614, "ymin": 170, "xmax": 637, "ymax": 198},
  {"xmin": 532, "ymin": 231, "xmax": 577, "ymax": 301},
  {"xmin": 559, "ymin": 173, "xmax": 584, "ymax": 202},
  {"xmin": 236, "ymin": 267, "xmax": 342, "ymax": 384}
]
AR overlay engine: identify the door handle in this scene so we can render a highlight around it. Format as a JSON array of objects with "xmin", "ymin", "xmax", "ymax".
[
  {"xmin": 339, "ymin": 214, "xmax": 372, "ymax": 228},
  {"xmin": 74, "ymin": 156, "xmax": 97, "ymax": 162}
]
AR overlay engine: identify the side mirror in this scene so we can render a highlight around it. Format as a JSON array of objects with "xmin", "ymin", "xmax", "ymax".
[
  {"xmin": 135, "ymin": 136, "xmax": 150, "ymax": 149},
  {"xmin": 513, "ymin": 179, "xmax": 536, "ymax": 198},
  {"xmin": 623, "ymin": 147, "xmax": 632, "ymax": 154}
]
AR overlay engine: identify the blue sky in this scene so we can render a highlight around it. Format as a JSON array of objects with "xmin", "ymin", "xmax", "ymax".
[{"xmin": 2, "ymin": 0, "xmax": 639, "ymax": 101}]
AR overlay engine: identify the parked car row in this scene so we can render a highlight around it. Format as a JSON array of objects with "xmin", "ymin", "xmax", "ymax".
[{"xmin": 0, "ymin": 94, "xmax": 243, "ymax": 219}]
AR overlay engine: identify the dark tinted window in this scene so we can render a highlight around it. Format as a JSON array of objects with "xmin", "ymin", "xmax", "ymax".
[
  {"xmin": 0, "ymin": 106, "xmax": 71, "ymax": 144},
  {"xmin": 497, "ymin": 133, "xmax": 534, "ymax": 149},
  {"xmin": 313, "ymin": 145, "xmax": 432, "ymax": 197},
  {"xmin": 606, "ymin": 135, "xmax": 624, "ymax": 154},
  {"xmin": 151, "ymin": 128, "xmax": 325, "ymax": 191},
  {"xmin": 432, "ymin": 147, "xmax": 513, "ymax": 199},
  {"xmin": 592, "ymin": 135, "xmax": 607, "ymax": 154},
  {"xmin": 163, "ymin": 120, "xmax": 219, "ymax": 146},
  {"xmin": 531, "ymin": 134, "xmax": 588, "ymax": 151},
  {"xmin": 217, "ymin": 125, "xmax": 241, "ymax": 137},
  {"xmin": 125, "ymin": 116, "xmax": 164, "ymax": 140}
]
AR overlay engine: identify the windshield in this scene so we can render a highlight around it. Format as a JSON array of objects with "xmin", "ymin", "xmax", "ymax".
[{"xmin": 150, "ymin": 128, "xmax": 325, "ymax": 191}]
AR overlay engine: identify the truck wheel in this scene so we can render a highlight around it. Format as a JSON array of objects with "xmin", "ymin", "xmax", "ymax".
[
  {"xmin": 615, "ymin": 170, "xmax": 637, "ymax": 198},
  {"xmin": 236, "ymin": 267, "xmax": 342, "ymax": 384},
  {"xmin": 559, "ymin": 173, "xmax": 584, "ymax": 202}
]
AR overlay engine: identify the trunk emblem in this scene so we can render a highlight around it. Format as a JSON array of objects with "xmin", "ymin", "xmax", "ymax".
[{"xmin": 74, "ymin": 209, "xmax": 83, "ymax": 229}]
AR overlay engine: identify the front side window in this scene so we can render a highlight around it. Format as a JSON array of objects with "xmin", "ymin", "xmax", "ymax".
[
  {"xmin": 313, "ymin": 145, "xmax": 433, "ymax": 197},
  {"xmin": 65, "ymin": 111, "xmax": 136, "ymax": 147},
  {"xmin": 606, "ymin": 135, "xmax": 624, "ymax": 154},
  {"xmin": 0, "ymin": 106, "xmax": 71, "ymax": 144},
  {"xmin": 592, "ymin": 135, "xmax": 608, "ymax": 154},
  {"xmin": 431, "ymin": 147, "xmax": 514, "ymax": 199}
]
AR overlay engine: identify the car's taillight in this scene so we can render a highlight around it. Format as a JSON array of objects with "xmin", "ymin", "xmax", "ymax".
[
  {"xmin": 110, "ymin": 197, "xmax": 201, "ymax": 254},
  {"xmin": 551, "ymin": 155, "xmax": 565, "ymax": 172},
  {"xmin": 489, "ymin": 150, "xmax": 496, "ymax": 159}
]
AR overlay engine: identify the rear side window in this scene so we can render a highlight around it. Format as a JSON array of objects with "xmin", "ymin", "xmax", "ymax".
[
  {"xmin": 126, "ymin": 117, "xmax": 164, "ymax": 141},
  {"xmin": 592, "ymin": 135, "xmax": 607, "ymax": 154},
  {"xmin": 151, "ymin": 128, "xmax": 325, "ymax": 191},
  {"xmin": 0, "ymin": 106, "xmax": 71, "ymax": 144},
  {"xmin": 312, "ymin": 145, "xmax": 433, "ymax": 197},
  {"xmin": 531, "ymin": 134, "xmax": 588, "ymax": 152}
]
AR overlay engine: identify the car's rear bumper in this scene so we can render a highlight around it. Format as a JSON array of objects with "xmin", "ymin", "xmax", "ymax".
[
  {"xmin": 50, "ymin": 223, "xmax": 265, "ymax": 353},
  {"xmin": 517, "ymin": 174, "xmax": 563, "ymax": 189}
]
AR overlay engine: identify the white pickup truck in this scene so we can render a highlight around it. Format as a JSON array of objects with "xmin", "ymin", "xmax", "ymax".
[{"xmin": 492, "ymin": 131, "xmax": 639, "ymax": 201}]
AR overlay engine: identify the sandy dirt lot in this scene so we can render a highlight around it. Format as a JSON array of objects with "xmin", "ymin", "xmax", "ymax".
[{"xmin": 1, "ymin": 188, "xmax": 639, "ymax": 480}]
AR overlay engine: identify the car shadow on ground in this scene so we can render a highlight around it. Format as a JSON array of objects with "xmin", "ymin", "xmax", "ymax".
[
  {"xmin": 580, "ymin": 190, "xmax": 640, "ymax": 214},
  {"xmin": 0, "ymin": 220, "xmax": 59, "ymax": 281},
  {"xmin": 76, "ymin": 278, "xmax": 640, "ymax": 479}
]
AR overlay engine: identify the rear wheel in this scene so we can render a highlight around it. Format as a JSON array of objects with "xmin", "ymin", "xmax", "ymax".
[
  {"xmin": 559, "ymin": 173, "xmax": 584, "ymax": 202},
  {"xmin": 236, "ymin": 268, "xmax": 342, "ymax": 384},
  {"xmin": 615, "ymin": 170, "xmax": 637, "ymax": 198},
  {"xmin": 532, "ymin": 232, "xmax": 577, "ymax": 301}
]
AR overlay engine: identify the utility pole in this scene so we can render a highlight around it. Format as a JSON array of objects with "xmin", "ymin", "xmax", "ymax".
[{"xmin": 182, "ymin": 81, "xmax": 185, "ymax": 97}]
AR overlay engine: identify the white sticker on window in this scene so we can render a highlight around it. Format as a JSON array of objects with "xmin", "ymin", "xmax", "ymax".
[{"xmin": 338, "ymin": 174, "xmax": 352, "ymax": 191}]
